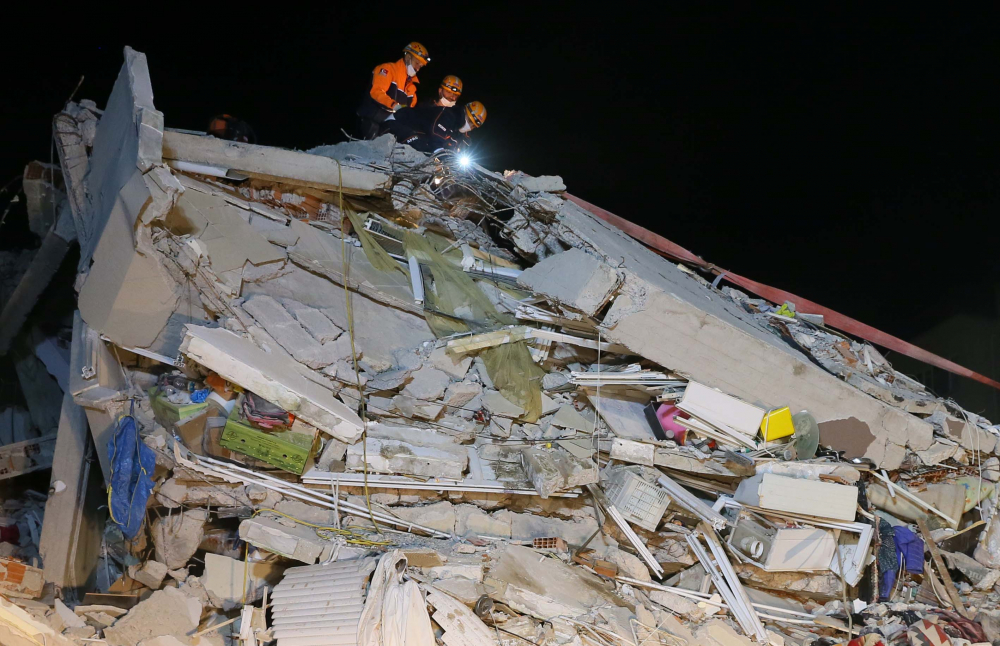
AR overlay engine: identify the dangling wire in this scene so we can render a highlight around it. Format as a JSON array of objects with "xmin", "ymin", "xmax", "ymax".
[{"xmin": 336, "ymin": 160, "xmax": 381, "ymax": 534}]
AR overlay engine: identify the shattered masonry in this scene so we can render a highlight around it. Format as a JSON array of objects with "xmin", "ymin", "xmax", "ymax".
[{"xmin": 1, "ymin": 44, "xmax": 1000, "ymax": 646}]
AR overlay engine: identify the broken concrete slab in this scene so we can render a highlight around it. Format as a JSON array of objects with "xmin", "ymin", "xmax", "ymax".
[
  {"xmin": 429, "ymin": 577, "xmax": 486, "ymax": 606},
  {"xmin": 317, "ymin": 437, "xmax": 349, "ymax": 470},
  {"xmin": 733, "ymin": 563, "xmax": 843, "ymax": 599},
  {"xmin": 510, "ymin": 512, "xmax": 600, "ymax": 547},
  {"xmin": 54, "ymin": 599, "xmax": 86, "ymax": 630},
  {"xmin": 79, "ymin": 46, "xmax": 159, "ymax": 266},
  {"xmin": 168, "ymin": 186, "xmax": 284, "ymax": 281},
  {"xmin": 243, "ymin": 295, "xmax": 341, "ymax": 369},
  {"xmin": 238, "ymin": 514, "xmax": 338, "ymax": 564},
  {"xmin": 162, "ymin": 130, "xmax": 390, "ymax": 195},
  {"xmin": 401, "ymin": 365, "xmax": 451, "ymax": 401},
  {"xmin": 482, "ymin": 391, "xmax": 525, "ymax": 419},
  {"xmin": 390, "ymin": 501, "xmax": 457, "ymax": 534},
  {"xmin": 180, "ymin": 325, "xmax": 364, "ymax": 443},
  {"xmin": 78, "ymin": 181, "xmax": 180, "ymax": 350},
  {"xmin": 151, "ymin": 508, "xmax": 208, "ymax": 570},
  {"xmin": 456, "ymin": 505, "xmax": 512, "ymax": 539},
  {"xmin": 281, "ymin": 298, "xmax": 342, "ymax": 343},
  {"xmin": 550, "ymin": 404, "xmax": 595, "ymax": 434},
  {"xmin": 518, "ymin": 248, "xmax": 620, "ymax": 317},
  {"xmin": 129, "ymin": 560, "xmax": 168, "ymax": 590},
  {"xmin": 429, "ymin": 346, "xmax": 472, "ymax": 379},
  {"xmin": 427, "ymin": 587, "xmax": 495, "ymax": 646},
  {"xmin": 347, "ymin": 437, "xmax": 468, "ymax": 480},
  {"xmin": 201, "ymin": 553, "xmax": 280, "ymax": 610},
  {"xmin": 443, "ymin": 381, "xmax": 482, "ymax": 409},
  {"xmin": 40, "ymin": 394, "xmax": 102, "ymax": 591},
  {"xmin": 553, "ymin": 200, "xmax": 935, "ymax": 469},
  {"xmin": 942, "ymin": 550, "xmax": 1000, "ymax": 590},
  {"xmin": 649, "ymin": 588, "xmax": 707, "ymax": 621},
  {"xmin": 102, "ymin": 586, "xmax": 202, "ymax": 646},
  {"xmin": 0, "ymin": 596, "xmax": 76, "ymax": 646},
  {"xmin": 976, "ymin": 512, "xmax": 1000, "ymax": 569},
  {"xmin": 487, "ymin": 544, "xmax": 622, "ymax": 619},
  {"xmin": 520, "ymin": 447, "xmax": 598, "ymax": 498}
]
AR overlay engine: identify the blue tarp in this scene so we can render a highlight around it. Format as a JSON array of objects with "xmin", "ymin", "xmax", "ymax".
[{"xmin": 107, "ymin": 407, "xmax": 156, "ymax": 539}]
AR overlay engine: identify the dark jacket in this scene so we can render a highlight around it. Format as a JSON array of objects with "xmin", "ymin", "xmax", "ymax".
[{"xmin": 382, "ymin": 104, "xmax": 469, "ymax": 153}]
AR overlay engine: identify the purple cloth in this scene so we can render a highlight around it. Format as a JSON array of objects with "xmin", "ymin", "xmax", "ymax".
[
  {"xmin": 879, "ymin": 525, "xmax": 924, "ymax": 600},
  {"xmin": 894, "ymin": 526, "xmax": 924, "ymax": 575}
]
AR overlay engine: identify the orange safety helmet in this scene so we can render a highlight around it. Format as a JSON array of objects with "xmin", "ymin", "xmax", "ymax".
[
  {"xmin": 464, "ymin": 101, "xmax": 487, "ymax": 129},
  {"xmin": 441, "ymin": 75, "xmax": 463, "ymax": 95},
  {"xmin": 403, "ymin": 42, "xmax": 430, "ymax": 65}
]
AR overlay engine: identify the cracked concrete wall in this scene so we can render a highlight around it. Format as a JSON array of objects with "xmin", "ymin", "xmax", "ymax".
[
  {"xmin": 550, "ymin": 199, "xmax": 933, "ymax": 469},
  {"xmin": 77, "ymin": 47, "xmax": 192, "ymax": 353},
  {"xmin": 80, "ymin": 46, "xmax": 161, "ymax": 267}
]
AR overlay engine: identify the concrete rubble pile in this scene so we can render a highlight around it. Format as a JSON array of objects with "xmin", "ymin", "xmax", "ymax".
[{"xmin": 3, "ymin": 46, "xmax": 1000, "ymax": 646}]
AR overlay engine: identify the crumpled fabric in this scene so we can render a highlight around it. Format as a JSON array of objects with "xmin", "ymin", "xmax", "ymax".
[
  {"xmin": 839, "ymin": 633, "xmax": 885, "ymax": 646},
  {"xmin": 907, "ymin": 618, "xmax": 952, "ymax": 646},
  {"xmin": 358, "ymin": 550, "xmax": 435, "ymax": 646},
  {"xmin": 930, "ymin": 610, "xmax": 988, "ymax": 643},
  {"xmin": 107, "ymin": 408, "xmax": 156, "ymax": 539},
  {"xmin": 893, "ymin": 525, "xmax": 925, "ymax": 576},
  {"xmin": 878, "ymin": 520, "xmax": 898, "ymax": 599},
  {"xmin": 879, "ymin": 523, "xmax": 924, "ymax": 599}
]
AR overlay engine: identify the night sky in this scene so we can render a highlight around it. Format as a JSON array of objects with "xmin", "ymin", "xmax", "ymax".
[{"xmin": 4, "ymin": 6, "xmax": 1000, "ymax": 342}]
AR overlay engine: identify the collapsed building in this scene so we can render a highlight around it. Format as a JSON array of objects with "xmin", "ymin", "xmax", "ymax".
[{"xmin": 0, "ymin": 45, "xmax": 999, "ymax": 646}]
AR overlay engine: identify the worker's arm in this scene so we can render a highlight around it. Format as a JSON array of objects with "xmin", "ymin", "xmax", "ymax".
[
  {"xmin": 369, "ymin": 65, "xmax": 397, "ymax": 109},
  {"xmin": 370, "ymin": 65, "xmax": 415, "ymax": 110},
  {"xmin": 406, "ymin": 78, "xmax": 418, "ymax": 107}
]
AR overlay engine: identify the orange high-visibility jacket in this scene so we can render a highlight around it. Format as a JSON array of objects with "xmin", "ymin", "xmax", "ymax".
[{"xmin": 369, "ymin": 59, "xmax": 419, "ymax": 110}]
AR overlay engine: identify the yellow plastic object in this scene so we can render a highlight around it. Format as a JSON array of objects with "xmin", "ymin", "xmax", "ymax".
[{"xmin": 760, "ymin": 407, "xmax": 795, "ymax": 441}]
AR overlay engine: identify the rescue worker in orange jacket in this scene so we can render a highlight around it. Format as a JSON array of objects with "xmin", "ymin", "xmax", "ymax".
[
  {"xmin": 382, "ymin": 101, "xmax": 487, "ymax": 154},
  {"xmin": 355, "ymin": 42, "xmax": 429, "ymax": 140}
]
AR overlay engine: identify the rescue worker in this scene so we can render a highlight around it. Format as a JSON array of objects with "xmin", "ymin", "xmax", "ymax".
[
  {"xmin": 355, "ymin": 42, "xmax": 430, "ymax": 140},
  {"xmin": 382, "ymin": 100, "xmax": 486, "ymax": 153},
  {"xmin": 207, "ymin": 114, "xmax": 255, "ymax": 143},
  {"xmin": 426, "ymin": 75, "xmax": 463, "ymax": 108}
]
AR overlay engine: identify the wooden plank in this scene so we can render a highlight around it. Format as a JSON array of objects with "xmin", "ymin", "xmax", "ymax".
[{"xmin": 917, "ymin": 518, "xmax": 973, "ymax": 620}]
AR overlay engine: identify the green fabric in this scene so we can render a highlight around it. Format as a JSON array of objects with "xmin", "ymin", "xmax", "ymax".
[
  {"xmin": 344, "ymin": 209, "xmax": 408, "ymax": 277},
  {"xmin": 401, "ymin": 230, "xmax": 541, "ymax": 420},
  {"xmin": 402, "ymin": 230, "xmax": 512, "ymax": 335},
  {"xmin": 481, "ymin": 342, "xmax": 545, "ymax": 423}
]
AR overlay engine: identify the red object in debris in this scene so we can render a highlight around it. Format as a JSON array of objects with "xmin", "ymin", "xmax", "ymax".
[
  {"xmin": 656, "ymin": 405, "xmax": 686, "ymax": 436},
  {"xmin": 0, "ymin": 524, "xmax": 18, "ymax": 544}
]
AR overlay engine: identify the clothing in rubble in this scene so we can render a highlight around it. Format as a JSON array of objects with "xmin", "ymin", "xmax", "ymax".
[
  {"xmin": 381, "ymin": 103, "xmax": 469, "ymax": 153},
  {"xmin": 878, "ymin": 522, "xmax": 924, "ymax": 600},
  {"xmin": 356, "ymin": 59, "xmax": 420, "ymax": 140}
]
